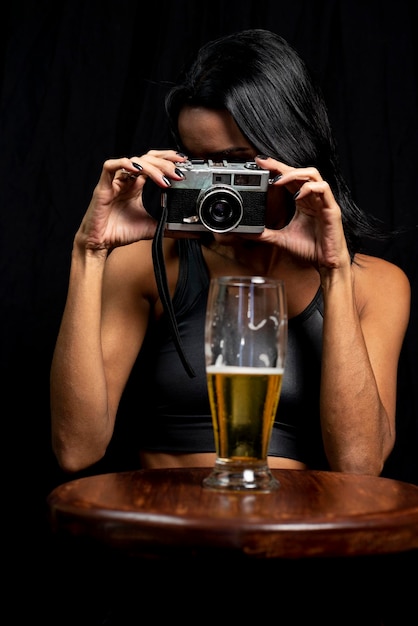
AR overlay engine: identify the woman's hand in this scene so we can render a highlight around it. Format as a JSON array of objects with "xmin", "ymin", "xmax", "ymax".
[
  {"xmin": 77, "ymin": 150, "xmax": 188, "ymax": 251},
  {"xmin": 254, "ymin": 156, "xmax": 351, "ymax": 272}
]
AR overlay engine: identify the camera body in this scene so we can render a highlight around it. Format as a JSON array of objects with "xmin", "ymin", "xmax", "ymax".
[{"xmin": 162, "ymin": 159, "xmax": 269, "ymax": 234}]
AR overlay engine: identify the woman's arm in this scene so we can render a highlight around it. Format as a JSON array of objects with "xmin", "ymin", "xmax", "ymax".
[
  {"xmin": 254, "ymin": 155, "xmax": 411, "ymax": 474},
  {"xmin": 50, "ymin": 151, "xmax": 187, "ymax": 473},
  {"xmin": 320, "ymin": 255, "xmax": 410, "ymax": 474},
  {"xmin": 50, "ymin": 241, "xmax": 154, "ymax": 473}
]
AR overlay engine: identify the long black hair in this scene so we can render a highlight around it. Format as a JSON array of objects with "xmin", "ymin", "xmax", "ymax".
[{"xmin": 165, "ymin": 28, "xmax": 386, "ymax": 257}]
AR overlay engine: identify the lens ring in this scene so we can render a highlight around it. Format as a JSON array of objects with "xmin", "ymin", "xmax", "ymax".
[{"xmin": 198, "ymin": 186, "xmax": 243, "ymax": 233}]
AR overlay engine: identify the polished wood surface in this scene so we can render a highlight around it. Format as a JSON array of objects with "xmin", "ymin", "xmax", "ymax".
[{"xmin": 47, "ymin": 467, "xmax": 418, "ymax": 559}]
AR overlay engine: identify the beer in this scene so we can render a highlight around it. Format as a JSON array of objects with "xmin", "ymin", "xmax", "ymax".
[
  {"xmin": 207, "ymin": 365, "xmax": 283, "ymax": 461},
  {"xmin": 203, "ymin": 276, "xmax": 287, "ymax": 491}
]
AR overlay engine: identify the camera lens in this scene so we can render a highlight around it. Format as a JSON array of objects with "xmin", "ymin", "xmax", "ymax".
[
  {"xmin": 211, "ymin": 200, "xmax": 233, "ymax": 222},
  {"xmin": 198, "ymin": 186, "xmax": 243, "ymax": 233}
]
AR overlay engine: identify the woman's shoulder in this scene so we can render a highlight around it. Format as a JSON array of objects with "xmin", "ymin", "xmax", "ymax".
[
  {"xmin": 354, "ymin": 253, "xmax": 409, "ymax": 284},
  {"xmin": 104, "ymin": 239, "xmax": 165, "ymax": 301},
  {"xmin": 106, "ymin": 240, "xmax": 155, "ymax": 276},
  {"xmin": 353, "ymin": 253, "xmax": 411, "ymax": 314}
]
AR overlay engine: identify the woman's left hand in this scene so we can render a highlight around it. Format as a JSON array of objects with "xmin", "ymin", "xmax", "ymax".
[{"xmin": 254, "ymin": 156, "xmax": 351, "ymax": 272}]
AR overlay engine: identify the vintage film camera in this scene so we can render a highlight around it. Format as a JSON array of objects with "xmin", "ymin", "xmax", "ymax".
[{"xmin": 162, "ymin": 159, "xmax": 269, "ymax": 233}]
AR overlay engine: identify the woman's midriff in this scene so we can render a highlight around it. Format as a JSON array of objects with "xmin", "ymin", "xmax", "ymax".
[{"xmin": 139, "ymin": 450, "xmax": 307, "ymax": 470}]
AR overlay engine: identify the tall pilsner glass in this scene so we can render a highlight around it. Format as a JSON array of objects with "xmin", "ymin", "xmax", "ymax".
[{"xmin": 203, "ymin": 276, "xmax": 287, "ymax": 492}]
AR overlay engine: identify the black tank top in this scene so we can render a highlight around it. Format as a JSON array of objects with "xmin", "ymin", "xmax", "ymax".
[{"xmin": 135, "ymin": 239, "xmax": 328, "ymax": 469}]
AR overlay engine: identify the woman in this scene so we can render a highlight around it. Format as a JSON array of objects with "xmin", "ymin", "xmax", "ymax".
[{"xmin": 50, "ymin": 29, "xmax": 410, "ymax": 475}]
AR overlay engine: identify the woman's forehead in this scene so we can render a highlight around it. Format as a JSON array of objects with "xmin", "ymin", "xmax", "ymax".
[{"xmin": 178, "ymin": 106, "xmax": 254, "ymax": 157}]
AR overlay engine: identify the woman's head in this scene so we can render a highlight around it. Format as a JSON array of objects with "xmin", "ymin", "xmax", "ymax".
[
  {"xmin": 165, "ymin": 29, "xmax": 384, "ymax": 254},
  {"xmin": 166, "ymin": 29, "xmax": 334, "ymax": 174}
]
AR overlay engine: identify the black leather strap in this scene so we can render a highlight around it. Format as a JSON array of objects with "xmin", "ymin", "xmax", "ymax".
[{"xmin": 152, "ymin": 199, "xmax": 196, "ymax": 378}]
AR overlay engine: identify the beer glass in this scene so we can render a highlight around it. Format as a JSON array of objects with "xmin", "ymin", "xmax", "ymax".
[{"xmin": 203, "ymin": 276, "xmax": 287, "ymax": 492}]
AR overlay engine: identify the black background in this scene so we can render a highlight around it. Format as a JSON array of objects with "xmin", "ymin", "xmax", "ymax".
[{"xmin": 1, "ymin": 1, "xmax": 417, "ymax": 616}]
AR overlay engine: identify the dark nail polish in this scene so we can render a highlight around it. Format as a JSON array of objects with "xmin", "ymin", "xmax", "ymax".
[
  {"xmin": 256, "ymin": 154, "xmax": 269, "ymax": 160},
  {"xmin": 293, "ymin": 190, "xmax": 300, "ymax": 200},
  {"xmin": 271, "ymin": 174, "xmax": 282, "ymax": 183},
  {"xmin": 132, "ymin": 162, "xmax": 143, "ymax": 171},
  {"xmin": 174, "ymin": 168, "xmax": 185, "ymax": 178},
  {"xmin": 162, "ymin": 175, "xmax": 171, "ymax": 186},
  {"xmin": 176, "ymin": 152, "xmax": 188, "ymax": 158}
]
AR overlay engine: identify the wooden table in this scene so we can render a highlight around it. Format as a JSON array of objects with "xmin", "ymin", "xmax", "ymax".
[
  {"xmin": 47, "ymin": 467, "xmax": 418, "ymax": 560},
  {"xmin": 46, "ymin": 467, "xmax": 418, "ymax": 624}
]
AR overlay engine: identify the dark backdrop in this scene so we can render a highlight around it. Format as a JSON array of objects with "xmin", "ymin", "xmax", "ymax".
[{"xmin": 1, "ymin": 0, "xmax": 417, "ymax": 606}]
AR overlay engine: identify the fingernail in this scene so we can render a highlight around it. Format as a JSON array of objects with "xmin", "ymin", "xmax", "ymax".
[
  {"xmin": 132, "ymin": 161, "xmax": 143, "ymax": 171},
  {"xmin": 256, "ymin": 154, "xmax": 269, "ymax": 160},
  {"xmin": 162, "ymin": 175, "xmax": 171, "ymax": 186},
  {"xmin": 271, "ymin": 174, "xmax": 282, "ymax": 183},
  {"xmin": 174, "ymin": 168, "xmax": 185, "ymax": 178},
  {"xmin": 293, "ymin": 190, "xmax": 300, "ymax": 200},
  {"xmin": 176, "ymin": 152, "xmax": 188, "ymax": 158}
]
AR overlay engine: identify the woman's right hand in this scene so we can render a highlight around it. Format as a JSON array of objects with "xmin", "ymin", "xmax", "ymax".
[{"xmin": 76, "ymin": 150, "xmax": 188, "ymax": 252}]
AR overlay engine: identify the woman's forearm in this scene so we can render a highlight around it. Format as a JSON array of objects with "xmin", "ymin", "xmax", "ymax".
[
  {"xmin": 50, "ymin": 243, "xmax": 114, "ymax": 472},
  {"xmin": 319, "ymin": 267, "xmax": 393, "ymax": 475}
]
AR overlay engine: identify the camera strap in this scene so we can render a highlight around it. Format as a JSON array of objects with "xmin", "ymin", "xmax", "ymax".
[{"xmin": 151, "ymin": 199, "xmax": 196, "ymax": 378}]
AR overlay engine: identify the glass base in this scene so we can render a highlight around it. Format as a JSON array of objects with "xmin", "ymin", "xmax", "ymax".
[{"xmin": 202, "ymin": 459, "xmax": 280, "ymax": 493}]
